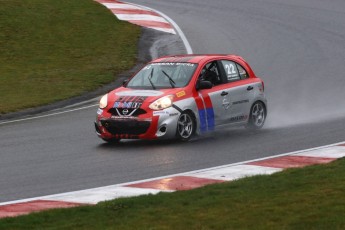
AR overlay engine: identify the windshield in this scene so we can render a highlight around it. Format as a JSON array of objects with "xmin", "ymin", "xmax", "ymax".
[{"xmin": 126, "ymin": 62, "xmax": 197, "ymax": 89}]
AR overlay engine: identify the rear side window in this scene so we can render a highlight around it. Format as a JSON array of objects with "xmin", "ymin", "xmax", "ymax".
[
  {"xmin": 221, "ymin": 60, "xmax": 240, "ymax": 82},
  {"xmin": 221, "ymin": 60, "xmax": 249, "ymax": 82},
  {"xmin": 236, "ymin": 64, "xmax": 248, "ymax": 79}
]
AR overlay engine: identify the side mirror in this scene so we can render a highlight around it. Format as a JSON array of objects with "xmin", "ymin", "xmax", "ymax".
[
  {"xmin": 197, "ymin": 80, "xmax": 213, "ymax": 90},
  {"xmin": 123, "ymin": 79, "xmax": 129, "ymax": 86}
]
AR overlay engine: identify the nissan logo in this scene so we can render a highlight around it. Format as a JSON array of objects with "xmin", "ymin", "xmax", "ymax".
[{"xmin": 122, "ymin": 109, "xmax": 129, "ymax": 115}]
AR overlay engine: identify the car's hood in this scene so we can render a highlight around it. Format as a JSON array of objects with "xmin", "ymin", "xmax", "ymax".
[
  {"xmin": 115, "ymin": 89, "xmax": 165, "ymax": 97},
  {"xmin": 108, "ymin": 87, "xmax": 186, "ymax": 108}
]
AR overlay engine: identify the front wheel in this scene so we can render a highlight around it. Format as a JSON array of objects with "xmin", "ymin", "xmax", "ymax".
[
  {"xmin": 176, "ymin": 112, "xmax": 195, "ymax": 141},
  {"xmin": 247, "ymin": 101, "xmax": 266, "ymax": 129}
]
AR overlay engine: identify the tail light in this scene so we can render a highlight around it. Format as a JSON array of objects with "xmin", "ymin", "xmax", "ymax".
[{"xmin": 261, "ymin": 81, "xmax": 265, "ymax": 92}]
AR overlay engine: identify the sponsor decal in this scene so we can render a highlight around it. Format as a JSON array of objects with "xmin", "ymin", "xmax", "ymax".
[
  {"xmin": 112, "ymin": 134, "xmax": 139, "ymax": 139},
  {"xmin": 150, "ymin": 62, "xmax": 196, "ymax": 67},
  {"xmin": 229, "ymin": 115, "xmax": 248, "ymax": 122},
  {"xmin": 232, "ymin": 99, "xmax": 249, "ymax": 105},
  {"xmin": 113, "ymin": 96, "xmax": 147, "ymax": 109},
  {"xmin": 222, "ymin": 98, "xmax": 231, "ymax": 110},
  {"xmin": 111, "ymin": 116, "xmax": 134, "ymax": 119},
  {"xmin": 113, "ymin": 101, "xmax": 143, "ymax": 109},
  {"xmin": 169, "ymin": 113, "xmax": 179, "ymax": 117},
  {"xmin": 176, "ymin": 91, "xmax": 186, "ymax": 98},
  {"xmin": 97, "ymin": 108, "xmax": 103, "ymax": 115},
  {"xmin": 153, "ymin": 111, "xmax": 169, "ymax": 116}
]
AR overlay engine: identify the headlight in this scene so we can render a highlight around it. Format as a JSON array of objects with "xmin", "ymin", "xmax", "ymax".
[
  {"xmin": 149, "ymin": 95, "xmax": 174, "ymax": 110},
  {"xmin": 99, "ymin": 94, "xmax": 108, "ymax": 109}
]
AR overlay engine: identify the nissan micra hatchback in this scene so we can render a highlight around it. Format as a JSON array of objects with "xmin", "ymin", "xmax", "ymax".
[{"xmin": 95, "ymin": 54, "xmax": 267, "ymax": 143}]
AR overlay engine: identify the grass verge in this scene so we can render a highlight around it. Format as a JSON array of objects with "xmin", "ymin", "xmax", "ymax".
[
  {"xmin": 1, "ymin": 158, "xmax": 345, "ymax": 229},
  {"xmin": 0, "ymin": 0, "xmax": 140, "ymax": 114}
]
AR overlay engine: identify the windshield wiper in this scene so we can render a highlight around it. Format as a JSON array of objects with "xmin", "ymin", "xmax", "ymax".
[
  {"xmin": 148, "ymin": 68, "xmax": 156, "ymax": 90},
  {"xmin": 162, "ymin": 70, "xmax": 176, "ymax": 88}
]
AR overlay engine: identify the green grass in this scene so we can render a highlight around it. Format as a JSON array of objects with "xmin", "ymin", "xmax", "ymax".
[
  {"xmin": 0, "ymin": 0, "xmax": 140, "ymax": 114},
  {"xmin": 1, "ymin": 158, "xmax": 345, "ymax": 229}
]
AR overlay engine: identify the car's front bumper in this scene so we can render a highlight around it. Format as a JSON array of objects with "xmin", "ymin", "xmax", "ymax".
[{"xmin": 95, "ymin": 106, "xmax": 181, "ymax": 140}]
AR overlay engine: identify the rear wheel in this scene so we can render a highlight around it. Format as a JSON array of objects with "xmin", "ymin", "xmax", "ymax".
[
  {"xmin": 247, "ymin": 101, "xmax": 266, "ymax": 129},
  {"xmin": 176, "ymin": 112, "xmax": 195, "ymax": 141}
]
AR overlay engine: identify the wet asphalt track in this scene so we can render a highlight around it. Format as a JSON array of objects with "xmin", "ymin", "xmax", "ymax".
[{"xmin": 1, "ymin": 0, "xmax": 345, "ymax": 202}]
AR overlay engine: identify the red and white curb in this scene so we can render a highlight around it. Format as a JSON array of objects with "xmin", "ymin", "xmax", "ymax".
[
  {"xmin": 1, "ymin": 142, "xmax": 345, "ymax": 218},
  {"xmin": 95, "ymin": 0, "xmax": 176, "ymax": 34}
]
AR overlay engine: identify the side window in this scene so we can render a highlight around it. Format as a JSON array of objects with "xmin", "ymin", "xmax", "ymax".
[
  {"xmin": 199, "ymin": 61, "xmax": 222, "ymax": 85},
  {"xmin": 221, "ymin": 60, "xmax": 240, "ymax": 82},
  {"xmin": 236, "ymin": 64, "xmax": 248, "ymax": 80}
]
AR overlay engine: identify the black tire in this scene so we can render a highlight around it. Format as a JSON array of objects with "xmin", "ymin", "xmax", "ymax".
[
  {"xmin": 176, "ymin": 111, "xmax": 195, "ymax": 141},
  {"xmin": 247, "ymin": 101, "xmax": 266, "ymax": 130},
  {"xmin": 102, "ymin": 138, "xmax": 121, "ymax": 144}
]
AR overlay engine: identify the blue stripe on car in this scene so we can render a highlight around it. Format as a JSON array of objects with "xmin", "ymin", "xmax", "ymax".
[
  {"xmin": 198, "ymin": 110, "xmax": 207, "ymax": 132},
  {"xmin": 206, "ymin": 108, "xmax": 215, "ymax": 131},
  {"xmin": 198, "ymin": 108, "xmax": 215, "ymax": 132}
]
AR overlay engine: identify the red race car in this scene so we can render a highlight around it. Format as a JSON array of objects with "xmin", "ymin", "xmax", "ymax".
[{"xmin": 95, "ymin": 54, "xmax": 267, "ymax": 143}]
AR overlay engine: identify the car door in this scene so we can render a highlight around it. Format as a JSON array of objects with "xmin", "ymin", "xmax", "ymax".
[
  {"xmin": 196, "ymin": 61, "xmax": 229, "ymax": 130},
  {"xmin": 219, "ymin": 60, "xmax": 255, "ymax": 124}
]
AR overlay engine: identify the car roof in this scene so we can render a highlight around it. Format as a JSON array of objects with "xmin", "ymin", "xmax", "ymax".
[{"xmin": 152, "ymin": 54, "xmax": 244, "ymax": 64}]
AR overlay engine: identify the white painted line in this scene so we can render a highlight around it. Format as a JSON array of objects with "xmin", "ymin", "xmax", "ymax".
[
  {"xmin": 295, "ymin": 146, "xmax": 345, "ymax": 159},
  {"xmin": 102, "ymin": 3, "xmax": 142, "ymax": 10},
  {"xmin": 62, "ymin": 96, "xmax": 100, "ymax": 109},
  {"xmin": 115, "ymin": 14, "xmax": 168, "ymax": 23},
  {"xmin": 147, "ymin": 27, "xmax": 176, "ymax": 34},
  {"xmin": 0, "ymin": 182, "xmax": 173, "ymax": 206},
  {"xmin": 187, "ymin": 165, "xmax": 282, "ymax": 181},
  {"xmin": 125, "ymin": 1, "xmax": 193, "ymax": 53},
  {"xmin": 0, "ymin": 104, "xmax": 98, "ymax": 126},
  {"xmin": 42, "ymin": 187, "xmax": 169, "ymax": 204}
]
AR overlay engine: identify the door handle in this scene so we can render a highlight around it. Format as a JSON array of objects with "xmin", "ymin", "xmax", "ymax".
[
  {"xmin": 221, "ymin": 91, "xmax": 228, "ymax": 96},
  {"xmin": 247, "ymin": 86, "xmax": 254, "ymax": 91}
]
